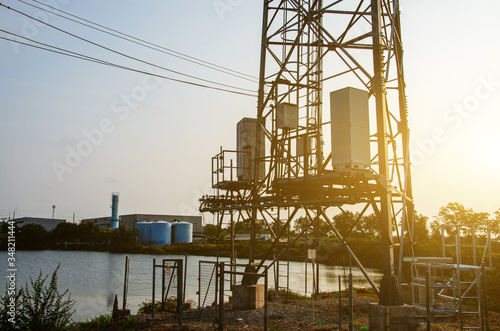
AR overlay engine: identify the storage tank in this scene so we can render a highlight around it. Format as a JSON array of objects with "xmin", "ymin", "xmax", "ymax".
[
  {"xmin": 172, "ymin": 222, "xmax": 193, "ymax": 244},
  {"xmin": 135, "ymin": 222, "xmax": 152, "ymax": 244},
  {"xmin": 150, "ymin": 221, "xmax": 172, "ymax": 246}
]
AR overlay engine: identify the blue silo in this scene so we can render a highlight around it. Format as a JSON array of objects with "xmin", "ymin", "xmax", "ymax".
[
  {"xmin": 110, "ymin": 193, "xmax": 119, "ymax": 229},
  {"xmin": 151, "ymin": 221, "xmax": 172, "ymax": 246},
  {"xmin": 172, "ymin": 222, "xmax": 193, "ymax": 244},
  {"xmin": 135, "ymin": 222, "xmax": 145, "ymax": 243},
  {"xmin": 135, "ymin": 222, "xmax": 152, "ymax": 244}
]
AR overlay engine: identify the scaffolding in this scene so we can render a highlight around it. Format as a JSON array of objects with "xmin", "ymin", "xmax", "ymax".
[{"xmin": 408, "ymin": 225, "xmax": 492, "ymax": 330}]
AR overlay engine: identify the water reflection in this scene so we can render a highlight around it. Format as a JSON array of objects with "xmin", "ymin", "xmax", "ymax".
[{"xmin": 1, "ymin": 250, "xmax": 382, "ymax": 322}]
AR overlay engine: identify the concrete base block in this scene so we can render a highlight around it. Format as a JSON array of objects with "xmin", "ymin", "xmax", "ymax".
[
  {"xmin": 232, "ymin": 284, "xmax": 265, "ymax": 309},
  {"xmin": 400, "ymin": 284, "xmax": 412, "ymax": 304},
  {"xmin": 369, "ymin": 303, "xmax": 418, "ymax": 331},
  {"xmin": 400, "ymin": 283, "xmax": 433, "ymax": 305}
]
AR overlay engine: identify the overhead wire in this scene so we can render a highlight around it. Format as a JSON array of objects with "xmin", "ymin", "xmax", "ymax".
[
  {"xmin": 1, "ymin": 29, "xmax": 115, "ymax": 66},
  {"xmin": 0, "ymin": 2, "xmax": 257, "ymax": 95},
  {"xmin": 0, "ymin": 33, "xmax": 258, "ymax": 97},
  {"xmin": 19, "ymin": 0, "xmax": 259, "ymax": 83}
]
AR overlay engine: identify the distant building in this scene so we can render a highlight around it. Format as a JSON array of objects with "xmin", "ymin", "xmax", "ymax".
[
  {"xmin": 81, "ymin": 213, "xmax": 203, "ymax": 233},
  {"xmin": 11, "ymin": 217, "xmax": 66, "ymax": 231},
  {"xmin": 228, "ymin": 234, "xmax": 270, "ymax": 241}
]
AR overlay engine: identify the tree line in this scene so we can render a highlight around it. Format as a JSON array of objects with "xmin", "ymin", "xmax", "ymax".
[
  {"xmin": 203, "ymin": 202, "xmax": 500, "ymax": 243},
  {"xmin": 1, "ymin": 221, "xmax": 138, "ymax": 252}
]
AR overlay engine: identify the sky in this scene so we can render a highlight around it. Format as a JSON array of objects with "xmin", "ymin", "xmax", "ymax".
[{"xmin": 0, "ymin": 0, "xmax": 499, "ymax": 224}]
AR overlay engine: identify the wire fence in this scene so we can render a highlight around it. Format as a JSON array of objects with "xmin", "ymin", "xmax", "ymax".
[
  {"xmin": 198, "ymin": 261, "xmax": 218, "ymax": 319},
  {"xmin": 122, "ymin": 255, "xmax": 188, "ymax": 312}
]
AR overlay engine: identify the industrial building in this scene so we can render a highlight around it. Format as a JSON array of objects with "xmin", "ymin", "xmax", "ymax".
[
  {"xmin": 81, "ymin": 213, "xmax": 203, "ymax": 234},
  {"xmin": 10, "ymin": 217, "xmax": 66, "ymax": 231}
]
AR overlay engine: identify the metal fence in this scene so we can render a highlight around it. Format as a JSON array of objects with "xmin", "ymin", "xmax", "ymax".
[{"xmin": 198, "ymin": 260, "xmax": 219, "ymax": 319}]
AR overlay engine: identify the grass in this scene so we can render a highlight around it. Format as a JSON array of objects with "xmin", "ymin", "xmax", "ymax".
[{"xmin": 137, "ymin": 297, "xmax": 178, "ymax": 314}]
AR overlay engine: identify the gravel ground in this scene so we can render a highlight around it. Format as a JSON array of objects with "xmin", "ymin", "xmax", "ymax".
[{"xmin": 136, "ymin": 296, "xmax": 500, "ymax": 330}]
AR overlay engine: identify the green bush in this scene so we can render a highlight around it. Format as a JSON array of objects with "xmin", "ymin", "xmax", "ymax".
[
  {"xmin": 0, "ymin": 265, "xmax": 75, "ymax": 330},
  {"xmin": 137, "ymin": 297, "xmax": 178, "ymax": 314}
]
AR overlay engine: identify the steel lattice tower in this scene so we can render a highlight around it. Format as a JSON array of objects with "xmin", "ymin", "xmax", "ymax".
[{"xmin": 200, "ymin": 0, "xmax": 413, "ymax": 305}]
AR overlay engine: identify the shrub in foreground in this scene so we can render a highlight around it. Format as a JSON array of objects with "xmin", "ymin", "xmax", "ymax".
[{"xmin": 0, "ymin": 265, "xmax": 75, "ymax": 330}]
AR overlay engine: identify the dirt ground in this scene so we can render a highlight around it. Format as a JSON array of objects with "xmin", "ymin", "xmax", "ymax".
[{"xmin": 137, "ymin": 295, "xmax": 500, "ymax": 331}]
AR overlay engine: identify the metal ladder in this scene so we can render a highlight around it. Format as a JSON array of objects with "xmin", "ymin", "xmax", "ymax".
[{"xmin": 441, "ymin": 225, "xmax": 492, "ymax": 330}]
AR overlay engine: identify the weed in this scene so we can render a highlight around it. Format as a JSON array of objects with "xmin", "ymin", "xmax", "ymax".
[{"xmin": 0, "ymin": 264, "xmax": 75, "ymax": 330}]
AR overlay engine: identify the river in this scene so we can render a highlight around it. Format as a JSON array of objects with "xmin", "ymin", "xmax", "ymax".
[{"xmin": 1, "ymin": 250, "xmax": 382, "ymax": 322}]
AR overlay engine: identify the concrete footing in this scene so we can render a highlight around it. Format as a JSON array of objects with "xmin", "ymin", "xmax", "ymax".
[
  {"xmin": 232, "ymin": 284, "xmax": 265, "ymax": 309},
  {"xmin": 368, "ymin": 303, "xmax": 418, "ymax": 331}
]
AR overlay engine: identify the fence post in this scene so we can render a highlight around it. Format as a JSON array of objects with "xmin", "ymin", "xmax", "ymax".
[
  {"xmin": 349, "ymin": 271, "xmax": 353, "ymax": 331},
  {"xmin": 184, "ymin": 254, "xmax": 188, "ymax": 302},
  {"xmin": 305, "ymin": 258, "xmax": 308, "ymax": 294},
  {"xmin": 177, "ymin": 259, "xmax": 184, "ymax": 326},
  {"xmin": 198, "ymin": 261, "xmax": 201, "ymax": 313},
  {"xmin": 338, "ymin": 275, "xmax": 342, "ymax": 329},
  {"xmin": 481, "ymin": 263, "xmax": 490, "ymax": 331},
  {"xmin": 162, "ymin": 260, "xmax": 166, "ymax": 310},
  {"xmin": 152, "ymin": 258, "xmax": 156, "ymax": 319},
  {"xmin": 123, "ymin": 256, "xmax": 129, "ymax": 310},
  {"xmin": 264, "ymin": 266, "xmax": 268, "ymax": 331},
  {"xmin": 218, "ymin": 262, "xmax": 225, "ymax": 331},
  {"xmin": 215, "ymin": 261, "xmax": 219, "ymax": 324},
  {"xmin": 426, "ymin": 269, "xmax": 431, "ymax": 331}
]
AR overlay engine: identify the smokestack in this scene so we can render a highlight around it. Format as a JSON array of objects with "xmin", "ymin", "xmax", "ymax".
[{"xmin": 110, "ymin": 193, "xmax": 119, "ymax": 229}]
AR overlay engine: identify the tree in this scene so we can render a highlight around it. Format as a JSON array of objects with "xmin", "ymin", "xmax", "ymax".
[
  {"xmin": 109, "ymin": 225, "xmax": 139, "ymax": 251},
  {"xmin": 52, "ymin": 222, "xmax": 79, "ymax": 243},
  {"xmin": 492, "ymin": 209, "xmax": 500, "ymax": 236},
  {"xmin": 332, "ymin": 211, "xmax": 362, "ymax": 239},
  {"xmin": 234, "ymin": 220, "xmax": 250, "ymax": 234},
  {"xmin": 203, "ymin": 223, "xmax": 230, "ymax": 240},
  {"xmin": 358, "ymin": 213, "xmax": 381, "ymax": 238},
  {"xmin": 293, "ymin": 216, "xmax": 332, "ymax": 237},
  {"xmin": 233, "ymin": 220, "xmax": 265, "ymax": 235},
  {"xmin": 432, "ymin": 202, "xmax": 496, "ymax": 237},
  {"xmin": 77, "ymin": 221, "xmax": 100, "ymax": 242},
  {"xmin": 95, "ymin": 228, "xmax": 111, "ymax": 243},
  {"xmin": 411, "ymin": 213, "xmax": 430, "ymax": 243},
  {"xmin": 202, "ymin": 224, "xmax": 217, "ymax": 238},
  {"xmin": 18, "ymin": 223, "xmax": 49, "ymax": 249},
  {"xmin": 269, "ymin": 219, "xmax": 290, "ymax": 238}
]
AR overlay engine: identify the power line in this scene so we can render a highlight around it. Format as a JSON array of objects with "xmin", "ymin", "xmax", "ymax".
[
  {"xmin": 0, "ymin": 33, "xmax": 258, "ymax": 97},
  {"xmin": 0, "ymin": 3, "xmax": 257, "ymax": 94},
  {"xmin": 18, "ymin": 0, "xmax": 259, "ymax": 83},
  {"xmin": 1, "ymin": 29, "xmax": 116, "ymax": 66}
]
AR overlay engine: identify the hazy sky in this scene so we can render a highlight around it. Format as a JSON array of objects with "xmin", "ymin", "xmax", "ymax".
[{"xmin": 1, "ymin": 0, "xmax": 499, "ymax": 223}]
